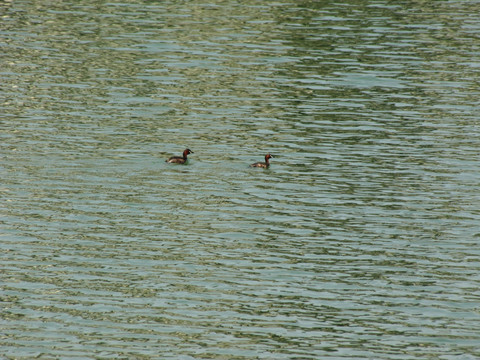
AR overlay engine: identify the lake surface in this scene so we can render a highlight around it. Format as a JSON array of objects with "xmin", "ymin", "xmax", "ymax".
[{"xmin": 2, "ymin": 1, "xmax": 480, "ymax": 359}]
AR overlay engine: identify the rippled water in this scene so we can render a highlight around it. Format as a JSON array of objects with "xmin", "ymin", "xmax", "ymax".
[{"xmin": 2, "ymin": 1, "xmax": 480, "ymax": 359}]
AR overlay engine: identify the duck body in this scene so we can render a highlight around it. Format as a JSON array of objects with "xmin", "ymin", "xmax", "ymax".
[
  {"xmin": 166, "ymin": 148, "xmax": 194, "ymax": 164},
  {"xmin": 250, "ymin": 153, "xmax": 273, "ymax": 168}
]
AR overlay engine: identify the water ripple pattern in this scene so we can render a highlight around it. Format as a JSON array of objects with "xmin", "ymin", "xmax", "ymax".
[{"xmin": 2, "ymin": 1, "xmax": 480, "ymax": 359}]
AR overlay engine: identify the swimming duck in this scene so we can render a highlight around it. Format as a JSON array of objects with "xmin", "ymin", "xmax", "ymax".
[
  {"xmin": 166, "ymin": 148, "xmax": 194, "ymax": 164},
  {"xmin": 250, "ymin": 153, "xmax": 273, "ymax": 168}
]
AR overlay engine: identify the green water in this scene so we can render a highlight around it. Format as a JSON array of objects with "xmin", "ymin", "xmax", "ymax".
[{"xmin": 2, "ymin": 1, "xmax": 480, "ymax": 359}]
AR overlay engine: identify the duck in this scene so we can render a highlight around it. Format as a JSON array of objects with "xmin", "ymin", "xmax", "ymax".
[
  {"xmin": 250, "ymin": 153, "xmax": 273, "ymax": 168},
  {"xmin": 165, "ymin": 148, "xmax": 194, "ymax": 164}
]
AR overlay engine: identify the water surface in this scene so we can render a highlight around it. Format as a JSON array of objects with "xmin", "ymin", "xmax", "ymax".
[{"xmin": 2, "ymin": 1, "xmax": 480, "ymax": 359}]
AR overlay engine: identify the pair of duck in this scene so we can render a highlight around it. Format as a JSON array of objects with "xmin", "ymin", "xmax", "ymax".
[{"xmin": 166, "ymin": 149, "xmax": 274, "ymax": 168}]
